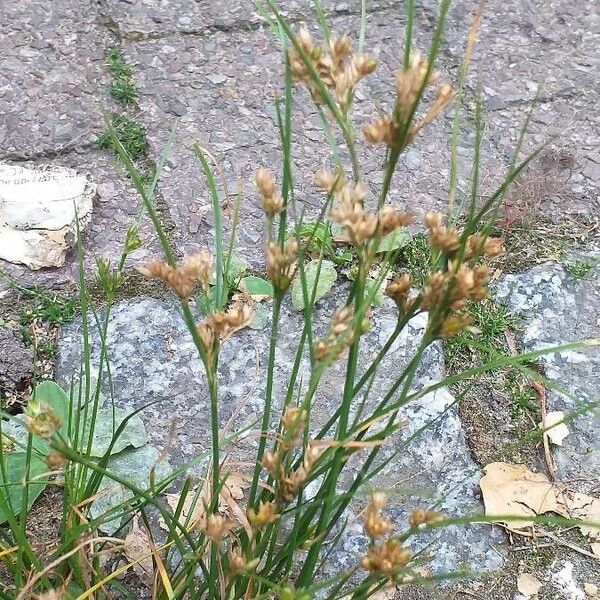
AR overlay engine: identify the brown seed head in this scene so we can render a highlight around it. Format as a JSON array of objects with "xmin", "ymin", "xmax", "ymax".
[
  {"xmin": 267, "ymin": 240, "xmax": 298, "ymax": 293},
  {"xmin": 247, "ymin": 501, "xmax": 279, "ymax": 528},
  {"xmin": 204, "ymin": 514, "xmax": 232, "ymax": 542},
  {"xmin": 409, "ymin": 509, "xmax": 443, "ymax": 528},
  {"xmin": 361, "ymin": 539, "xmax": 412, "ymax": 576}
]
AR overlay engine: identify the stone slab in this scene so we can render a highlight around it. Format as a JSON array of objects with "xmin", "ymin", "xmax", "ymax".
[
  {"xmin": 495, "ymin": 259, "xmax": 600, "ymax": 492},
  {"xmin": 56, "ymin": 292, "xmax": 505, "ymax": 576},
  {"xmin": 445, "ymin": 0, "xmax": 600, "ymax": 217},
  {"xmin": 0, "ymin": 1, "xmax": 110, "ymax": 158}
]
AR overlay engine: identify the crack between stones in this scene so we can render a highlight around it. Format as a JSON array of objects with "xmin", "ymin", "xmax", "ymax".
[{"xmin": 118, "ymin": 1, "xmax": 406, "ymax": 42}]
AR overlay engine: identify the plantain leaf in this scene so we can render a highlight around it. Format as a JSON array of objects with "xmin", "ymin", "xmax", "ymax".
[
  {"xmin": 375, "ymin": 228, "xmax": 411, "ymax": 253},
  {"xmin": 0, "ymin": 452, "xmax": 49, "ymax": 524},
  {"xmin": 291, "ymin": 260, "xmax": 337, "ymax": 310},
  {"xmin": 239, "ymin": 276, "xmax": 274, "ymax": 301}
]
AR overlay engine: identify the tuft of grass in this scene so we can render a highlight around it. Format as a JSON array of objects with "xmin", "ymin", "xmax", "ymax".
[
  {"xmin": 110, "ymin": 79, "xmax": 138, "ymax": 104},
  {"xmin": 106, "ymin": 47, "xmax": 133, "ymax": 80},
  {"xmin": 99, "ymin": 113, "xmax": 149, "ymax": 160},
  {"xmin": 563, "ymin": 257, "xmax": 599, "ymax": 280},
  {"xmin": 445, "ymin": 298, "xmax": 520, "ymax": 365},
  {"xmin": 18, "ymin": 288, "xmax": 76, "ymax": 329}
]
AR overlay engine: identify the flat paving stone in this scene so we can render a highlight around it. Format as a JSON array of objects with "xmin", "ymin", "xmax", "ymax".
[
  {"xmin": 124, "ymin": 8, "xmax": 504, "ymax": 268},
  {"xmin": 0, "ymin": 150, "xmax": 159, "ymax": 292},
  {"xmin": 495, "ymin": 258, "xmax": 600, "ymax": 492},
  {"xmin": 445, "ymin": 0, "xmax": 600, "ymax": 217},
  {"xmin": 0, "ymin": 1, "xmax": 110, "ymax": 158},
  {"xmin": 56, "ymin": 293, "xmax": 506, "ymax": 577}
]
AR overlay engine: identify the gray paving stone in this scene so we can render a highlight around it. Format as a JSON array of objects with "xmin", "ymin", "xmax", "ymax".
[
  {"xmin": 0, "ymin": 1, "xmax": 109, "ymax": 158},
  {"xmin": 495, "ymin": 259, "xmax": 600, "ymax": 492},
  {"xmin": 56, "ymin": 293, "xmax": 505, "ymax": 577},
  {"xmin": 445, "ymin": 0, "xmax": 600, "ymax": 217},
  {"xmin": 124, "ymin": 8, "xmax": 503, "ymax": 268}
]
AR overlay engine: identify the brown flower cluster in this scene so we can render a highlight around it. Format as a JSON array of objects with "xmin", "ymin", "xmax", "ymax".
[
  {"xmin": 197, "ymin": 300, "xmax": 255, "ymax": 362},
  {"xmin": 364, "ymin": 53, "xmax": 454, "ymax": 148},
  {"xmin": 385, "ymin": 273, "xmax": 415, "ymax": 315},
  {"xmin": 408, "ymin": 509, "xmax": 443, "ymax": 528},
  {"xmin": 139, "ymin": 252, "xmax": 213, "ymax": 300},
  {"xmin": 361, "ymin": 539, "xmax": 412, "ymax": 577},
  {"xmin": 425, "ymin": 212, "xmax": 503, "ymax": 259},
  {"xmin": 24, "ymin": 401, "xmax": 62, "ymax": 439},
  {"xmin": 317, "ymin": 170, "xmax": 412, "ymax": 247},
  {"xmin": 255, "ymin": 167, "xmax": 284, "ymax": 217},
  {"xmin": 289, "ymin": 28, "xmax": 377, "ymax": 114},
  {"xmin": 314, "ymin": 305, "xmax": 356, "ymax": 362},
  {"xmin": 259, "ymin": 408, "xmax": 321, "ymax": 503},
  {"xmin": 267, "ymin": 239, "xmax": 298, "ymax": 293},
  {"xmin": 364, "ymin": 492, "xmax": 393, "ymax": 539},
  {"xmin": 361, "ymin": 497, "xmax": 445, "ymax": 578}
]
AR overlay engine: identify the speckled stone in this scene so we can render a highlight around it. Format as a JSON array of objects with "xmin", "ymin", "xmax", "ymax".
[
  {"xmin": 0, "ymin": 1, "xmax": 109, "ymax": 158},
  {"xmin": 495, "ymin": 258, "xmax": 600, "ymax": 492},
  {"xmin": 123, "ymin": 7, "xmax": 504, "ymax": 267},
  {"xmin": 56, "ymin": 293, "xmax": 505, "ymax": 576}
]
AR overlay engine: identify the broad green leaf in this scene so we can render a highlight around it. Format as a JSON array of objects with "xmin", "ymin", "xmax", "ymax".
[
  {"xmin": 83, "ymin": 408, "xmax": 148, "ymax": 458},
  {"xmin": 0, "ymin": 417, "xmax": 48, "ymax": 455},
  {"xmin": 375, "ymin": 228, "xmax": 411, "ymax": 253},
  {"xmin": 33, "ymin": 381, "xmax": 69, "ymax": 436},
  {"xmin": 249, "ymin": 303, "xmax": 270, "ymax": 330},
  {"xmin": 291, "ymin": 260, "xmax": 337, "ymax": 311},
  {"xmin": 239, "ymin": 276, "xmax": 274, "ymax": 301},
  {"xmin": 0, "ymin": 452, "xmax": 49, "ymax": 524},
  {"xmin": 90, "ymin": 445, "xmax": 172, "ymax": 534}
]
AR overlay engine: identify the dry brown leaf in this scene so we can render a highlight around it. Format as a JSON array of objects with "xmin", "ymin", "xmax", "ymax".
[
  {"xmin": 585, "ymin": 583, "xmax": 599, "ymax": 597},
  {"xmin": 162, "ymin": 472, "xmax": 250, "ymax": 534},
  {"xmin": 479, "ymin": 462, "xmax": 565, "ymax": 529},
  {"xmin": 567, "ymin": 491, "xmax": 600, "ymax": 540},
  {"xmin": 591, "ymin": 542, "xmax": 600, "ymax": 560},
  {"xmin": 479, "ymin": 462, "xmax": 600, "ymax": 539},
  {"xmin": 539, "ymin": 411, "xmax": 570, "ymax": 446},
  {"xmin": 517, "ymin": 573, "xmax": 543, "ymax": 597},
  {"xmin": 124, "ymin": 516, "xmax": 153, "ymax": 585}
]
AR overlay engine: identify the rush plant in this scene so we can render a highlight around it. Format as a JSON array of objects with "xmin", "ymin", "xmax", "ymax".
[{"xmin": 0, "ymin": 2, "xmax": 597, "ymax": 599}]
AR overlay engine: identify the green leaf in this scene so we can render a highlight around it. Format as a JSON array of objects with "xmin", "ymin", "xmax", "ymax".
[
  {"xmin": 90, "ymin": 445, "xmax": 172, "ymax": 534},
  {"xmin": 291, "ymin": 260, "xmax": 337, "ymax": 311},
  {"xmin": 83, "ymin": 408, "xmax": 148, "ymax": 458},
  {"xmin": 375, "ymin": 228, "xmax": 411, "ymax": 253},
  {"xmin": 0, "ymin": 452, "xmax": 49, "ymax": 524},
  {"xmin": 249, "ymin": 303, "xmax": 270, "ymax": 330},
  {"xmin": 239, "ymin": 276, "xmax": 274, "ymax": 301},
  {"xmin": 34, "ymin": 381, "xmax": 69, "ymax": 436}
]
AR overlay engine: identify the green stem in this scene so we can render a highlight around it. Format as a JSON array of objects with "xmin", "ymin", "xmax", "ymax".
[{"xmin": 249, "ymin": 295, "xmax": 283, "ymax": 505}]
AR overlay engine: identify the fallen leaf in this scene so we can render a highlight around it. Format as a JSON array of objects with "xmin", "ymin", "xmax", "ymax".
[
  {"xmin": 538, "ymin": 411, "xmax": 570, "ymax": 446},
  {"xmin": 479, "ymin": 462, "xmax": 564, "ymax": 530},
  {"xmin": 124, "ymin": 516, "xmax": 153, "ymax": 585},
  {"xmin": 162, "ymin": 471, "xmax": 250, "ymax": 534},
  {"xmin": 480, "ymin": 462, "xmax": 600, "ymax": 539},
  {"xmin": 517, "ymin": 573, "xmax": 543, "ymax": 597},
  {"xmin": 585, "ymin": 583, "xmax": 598, "ymax": 597},
  {"xmin": 591, "ymin": 542, "xmax": 600, "ymax": 560}
]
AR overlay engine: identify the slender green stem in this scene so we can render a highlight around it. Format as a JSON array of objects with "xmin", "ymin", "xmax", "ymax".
[{"xmin": 249, "ymin": 295, "xmax": 283, "ymax": 505}]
